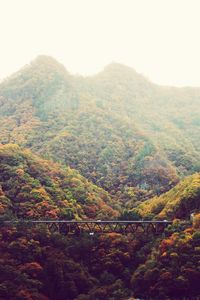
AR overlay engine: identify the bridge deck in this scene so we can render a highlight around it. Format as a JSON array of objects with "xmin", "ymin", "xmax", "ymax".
[
  {"xmin": 0, "ymin": 219, "xmax": 178, "ymax": 235},
  {"xmin": 2, "ymin": 220, "xmax": 173, "ymax": 224}
]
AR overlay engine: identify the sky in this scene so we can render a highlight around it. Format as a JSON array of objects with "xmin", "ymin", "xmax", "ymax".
[{"xmin": 0, "ymin": 0, "xmax": 200, "ymax": 86}]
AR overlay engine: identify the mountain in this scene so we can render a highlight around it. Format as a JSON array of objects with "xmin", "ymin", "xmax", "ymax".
[
  {"xmin": 3, "ymin": 56, "xmax": 200, "ymax": 202},
  {"xmin": 0, "ymin": 144, "xmax": 118, "ymax": 220},
  {"xmin": 134, "ymin": 173, "xmax": 200, "ymax": 220},
  {"xmin": 0, "ymin": 56, "xmax": 200, "ymax": 300},
  {"xmin": 1, "ymin": 163, "xmax": 199, "ymax": 299}
]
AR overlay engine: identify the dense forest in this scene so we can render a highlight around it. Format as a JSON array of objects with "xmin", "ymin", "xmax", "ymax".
[
  {"xmin": 1, "ymin": 55, "xmax": 200, "ymax": 201},
  {"xmin": 0, "ymin": 56, "xmax": 200, "ymax": 299}
]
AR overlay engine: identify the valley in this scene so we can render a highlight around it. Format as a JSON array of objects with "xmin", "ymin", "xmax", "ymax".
[{"xmin": 0, "ymin": 56, "xmax": 200, "ymax": 300}]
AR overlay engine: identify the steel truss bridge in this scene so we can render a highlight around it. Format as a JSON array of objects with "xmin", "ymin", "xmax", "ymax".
[{"xmin": 1, "ymin": 220, "xmax": 174, "ymax": 235}]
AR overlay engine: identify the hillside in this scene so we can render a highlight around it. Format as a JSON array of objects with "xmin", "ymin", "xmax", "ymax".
[
  {"xmin": 1, "ymin": 196, "xmax": 199, "ymax": 299},
  {"xmin": 2, "ymin": 56, "xmax": 200, "ymax": 202},
  {"xmin": 133, "ymin": 173, "xmax": 200, "ymax": 220},
  {"xmin": 131, "ymin": 216, "xmax": 200, "ymax": 299},
  {"xmin": 0, "ymin": 144, "xmax": 117, "ymax": 220},
  {"xmin": 1, "ymin": 1, "xmax": 200, "ymax": 294}
]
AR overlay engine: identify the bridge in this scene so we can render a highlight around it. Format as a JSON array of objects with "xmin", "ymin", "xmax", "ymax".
[{"xmin": 1, "ymin": 220, "xmax": 174, "ymax": 235}]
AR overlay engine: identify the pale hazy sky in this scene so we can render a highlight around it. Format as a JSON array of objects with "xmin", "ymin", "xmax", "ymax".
[{"xmin": 0, "ymin": 0, "xmax": 200, "ymax": 86}]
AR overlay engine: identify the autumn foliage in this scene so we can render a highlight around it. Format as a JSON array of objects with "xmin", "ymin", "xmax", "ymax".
[{"xmin": 0, "ymin": 56, "xmax": 200, "ymax": 299}]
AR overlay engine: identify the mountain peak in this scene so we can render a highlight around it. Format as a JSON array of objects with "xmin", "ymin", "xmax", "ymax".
[
  {"xmin": 0, "ymin": 55, "xmax": 71, "ymax": 94},
  {"xmin": 104, "ymin": 62, "xmax": 137, "ymax": 73},
  {"xmin": 98, "ymin": 62, "xmax": 150, "ymax": 85},
  {"xmin": 29, "ymin": 55, "xmax": 70, "ymax": 76},
  {"xmin": 33, "ymin": 55, "xmax": 61, "ymax": 64}
]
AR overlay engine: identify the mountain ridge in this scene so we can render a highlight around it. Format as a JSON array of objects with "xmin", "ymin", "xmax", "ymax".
[
  {"xmin": 133, "ymin": 172, "xmax": 200, "ymax": 220},
  {"xmin": 0, "ymin": 143, "xmax": 118, "ymax": 220},
  {"xmin": 3, "ymin": 55, "xmax": 200, "ymax": 89},
  {"xmin": 0, "ymin": 55, "xmax": 200, "ymax": 203},
  {"xmin": 0, "ymin": 56, "xmax": 200, "ymax": 299}
]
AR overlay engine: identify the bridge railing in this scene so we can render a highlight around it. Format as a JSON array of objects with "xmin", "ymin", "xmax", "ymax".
[{"xmin": 0, "ymin": 220, "xmax": 174, "ymax": 235}]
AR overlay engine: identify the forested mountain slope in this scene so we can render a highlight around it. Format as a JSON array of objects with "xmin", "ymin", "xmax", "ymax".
[
  {"xmin": 0, "ymin": 56, "xmax": 200, "ymax": 202},
  {"xmin": 0, "ymin": 144, "xmax": 117, "ymax": 220},
  {"xmin": 0, "ymin": 56, "xmax": 200, "ymax": 300},
  {"xmin": 134, "ymin": 173, "xmax": 200, "ymax": 220},
  {"xmin": 131, "ymin": 216, "xmax": 200, "ymax": 299},
  {"xmin": 1, "ymin": 186, "xmax": 199, "ymax": 299},
  {"xmin": 0, "ymin": 143, "xmax": 200, "ymax": 299}
]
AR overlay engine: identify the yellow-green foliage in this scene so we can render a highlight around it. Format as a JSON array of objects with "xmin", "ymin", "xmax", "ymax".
[
  {"xmin": 3, "ymin": 56, "xmax": 200, "ymax": 202},
  {"xmin": 0, "ymin": 144, "xmax": 118, "ymax": 220},
  {"xmin": 135, "ymin": 173, "xmax": 200, "ymax": 219}
]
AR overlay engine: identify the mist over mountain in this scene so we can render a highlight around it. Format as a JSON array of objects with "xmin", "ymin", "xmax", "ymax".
[
  {"xmin": 0, "ymin": 56, "xmax": 200, "ymax": 203},
  {"xmin": 0, "ymin": 56, "xmax": 200, "ymax": 300}
]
